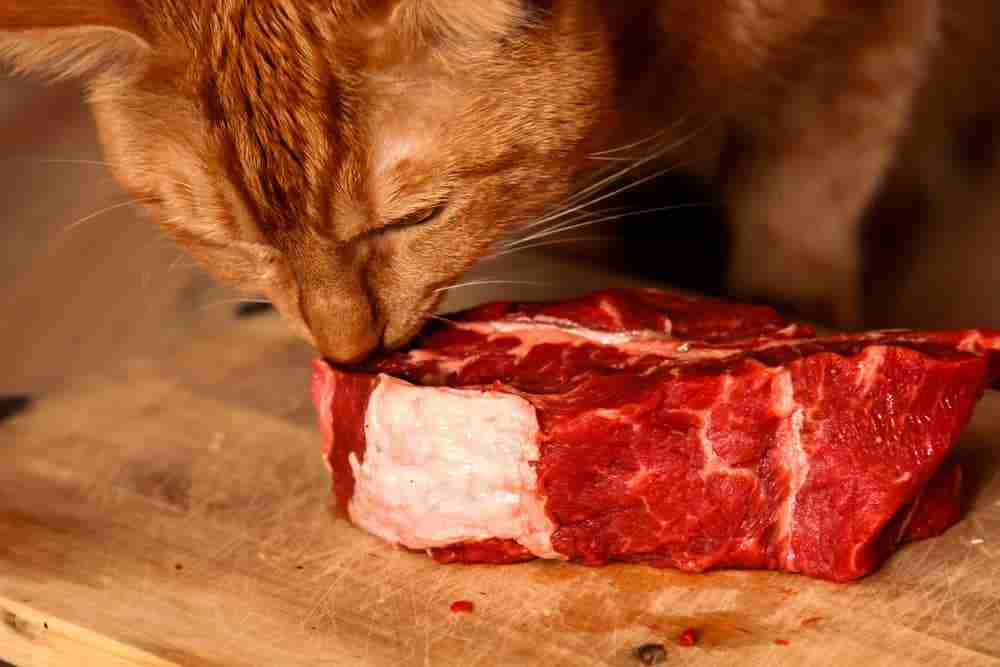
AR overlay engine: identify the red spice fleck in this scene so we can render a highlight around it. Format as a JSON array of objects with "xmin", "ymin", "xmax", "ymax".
[
  {"xmin": 450, "ymin": 600, "xmax": 475, "ymax": 614},
  {"xmin": 678, "ymin": 628, "xmax": 698, "ymax": 647},
  {"xmin": 801, "ymin": 616, "xmax": 824, "ymax": 627},
  {"xmin": 775, "ymin": 639, "xmax": 790, "ymax": 646}
]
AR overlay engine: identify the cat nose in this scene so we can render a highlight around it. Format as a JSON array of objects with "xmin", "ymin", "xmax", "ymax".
[{"xmin": 300, "ymin": 289, "xmax": 383, "ymax": 364}]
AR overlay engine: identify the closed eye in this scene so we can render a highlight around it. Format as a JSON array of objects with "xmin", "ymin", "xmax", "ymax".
[{"xmin": 376, "ymin": 200, "xmax": 448, "ymax": 236}]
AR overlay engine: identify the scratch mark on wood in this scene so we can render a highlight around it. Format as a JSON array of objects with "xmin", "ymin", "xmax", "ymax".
[{"xmin": 2, "ymin": 609, "xmax": 35, "ymax": 640}]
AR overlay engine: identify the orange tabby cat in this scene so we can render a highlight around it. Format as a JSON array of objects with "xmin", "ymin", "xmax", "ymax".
[{"xmin": 1, "ymin": 1, "xmax": 997, "ymax": 361}]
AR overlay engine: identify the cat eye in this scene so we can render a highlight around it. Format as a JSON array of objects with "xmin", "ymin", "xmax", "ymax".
[
  {"xmin": 382, "ymin": 201, "xmax": 447, "ymax": 234},
  {"xmin": 353, "ymin": 200, "xmax": 448, "ymax": 242}
]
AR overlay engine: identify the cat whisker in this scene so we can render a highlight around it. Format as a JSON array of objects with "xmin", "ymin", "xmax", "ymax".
[
  {"xmin": 167, "ymin": 251, "xmax": 200, "ymax": 274},
  {"xmin": 556, "ymin": 123, "xmax": 703, "ymax": 208},
  {"xmin": 498, "ymin": 209, "xmax": 616, "ymax": 251},
  {"xmin": 586, "ymin": 155, "xmax": 647, "ymax": 162},
  {"xmin": 511, "ymin": 125, "xmax": 703, "ymax": 243},
  {"xmin": 508, "ymin": 203, "xmax": 709, "ymax": 250},
  {"xmin": 510, "ymin": 202, "xmax": 627, "ymax": 243},
  {"xmin": 513, "ymin": 159, "xmax": 643, "ymax": 237},
  {"xmin": 586, "ymin": 126, "xmax": 674, "ymax": 158},
  {"xmin": 31, "ymin": 159, "xmax": 196, "ymax": 192},
  {"xmin": 484, "ymin": 235, "xmax": 613, "ymax": 261},
  {"xmin": 33, "ymin": 158, "xmax": 117, "ymax": 168},
  {"xmin": 587, "ymin": 115, "xmax": 695, "ymax": 159},
  {"xmin": 501, "ymin": 208, "xmax": 620, "ymax": 248},
  {"xmin": 63, "ymin": 197, "xmax": 160, "ymax": 232},
  {"xmin": 507, "ymin": 163, "xmax": 696, "ymax": 248},
  {"xmin": 516, "ymin": 169, "xmax": 625, "ymax": 233},
  {"xmin": 432, "ymin": 280, "xmax": 553, "ymax": 295}
]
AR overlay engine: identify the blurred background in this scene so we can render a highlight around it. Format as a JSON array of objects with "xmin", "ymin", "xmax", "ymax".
[
  {"xmin": 3, "ymin": 73, "xmax": 1000, "ymax": 397},
  {"xmin": 0, "ymin": 76, "xmax": 242, "ymax": 396}
]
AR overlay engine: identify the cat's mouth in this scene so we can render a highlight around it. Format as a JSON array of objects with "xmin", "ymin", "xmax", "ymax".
[{"xmin": 380, "ymin": 292, "xmax": 445, "ymax": 353}]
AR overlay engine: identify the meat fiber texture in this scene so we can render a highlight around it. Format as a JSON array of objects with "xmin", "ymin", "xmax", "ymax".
[{"xmin": 311, "ymin": 288, "xmax": 1000, "ymax": 582}]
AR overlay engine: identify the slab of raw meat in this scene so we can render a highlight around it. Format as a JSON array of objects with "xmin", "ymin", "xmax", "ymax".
[{"xmin": 311, "ymin": 288, "xmax": 1000, "ymax": 582}]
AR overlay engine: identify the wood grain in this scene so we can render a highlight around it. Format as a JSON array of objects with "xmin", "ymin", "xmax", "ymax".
[{"xmin": 2, "ymin": 309, "xmax": 999, "ymax": 667}]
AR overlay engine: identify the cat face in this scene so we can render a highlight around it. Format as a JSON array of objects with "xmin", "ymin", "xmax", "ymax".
[
  {"xmin": 3, "ymin": 0, "xmax": 745, "ymax": 361},
  {"xmin": 2, "ymin": 0, "xmax": 634, "ymax": 362}
]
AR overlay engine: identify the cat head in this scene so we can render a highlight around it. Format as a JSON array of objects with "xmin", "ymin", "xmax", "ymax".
[{"xmin": 0, "ymin": 1, "xmax": 758, "ymax": 361}]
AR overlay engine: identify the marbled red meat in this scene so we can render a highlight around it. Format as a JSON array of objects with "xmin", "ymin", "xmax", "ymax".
[{"xmin": 312, "ymin": 288, "xmax": 1000, "ymax": 582}]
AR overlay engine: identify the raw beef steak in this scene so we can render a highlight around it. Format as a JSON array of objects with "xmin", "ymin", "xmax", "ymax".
[{"xmin": 312, "ymin": 288, "xmax": 1000, "ymax": 582}]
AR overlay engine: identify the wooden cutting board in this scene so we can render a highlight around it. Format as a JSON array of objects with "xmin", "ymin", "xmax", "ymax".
[{"xmin": 3, "ymin": 283, "xmax": 1000, "ymax": 667}]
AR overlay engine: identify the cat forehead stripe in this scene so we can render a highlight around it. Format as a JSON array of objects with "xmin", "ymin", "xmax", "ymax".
[{"xmin": 201, "ymin": 2, "xmax": 337, "ymax": 233}]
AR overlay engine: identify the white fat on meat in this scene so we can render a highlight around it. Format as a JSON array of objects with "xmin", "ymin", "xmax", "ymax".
[
  {"xmin": 771, "ymin": 370, "xmax": 810, "ymax": 571},
  {"xmin": 347, "ymin": 375, "xmax": 560, "ymax": 559}
]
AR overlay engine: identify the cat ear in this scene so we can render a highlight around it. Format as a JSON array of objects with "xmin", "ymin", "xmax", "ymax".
[{"xmin": 0, "ymin": 1, "xmax": 150, "ymax": 80}]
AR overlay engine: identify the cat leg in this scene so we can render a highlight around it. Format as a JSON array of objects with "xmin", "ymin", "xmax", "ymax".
[
  {"xmin": 722, "ymin": 2, "xmax": 937, "ymax": 328},
  {"xmin": 723, "ymin": 126, "xmax": 892, "ymax": 328}
]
